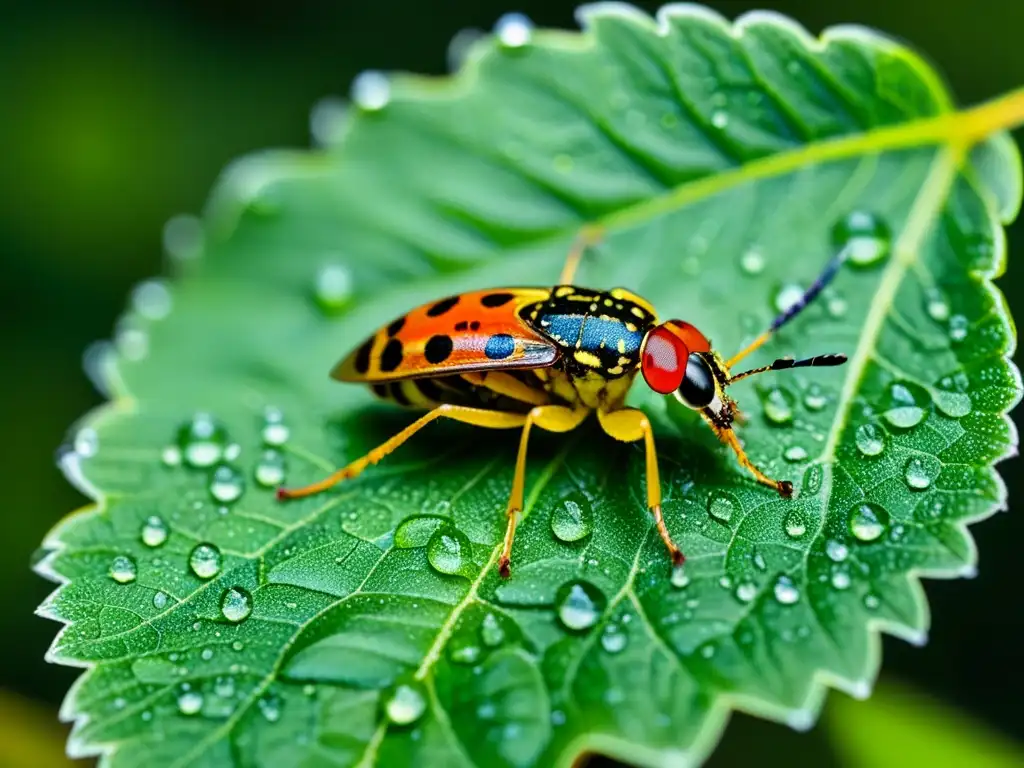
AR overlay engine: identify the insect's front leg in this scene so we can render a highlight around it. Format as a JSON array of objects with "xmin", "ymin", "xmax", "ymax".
[{"xmin": 705, "ymin": 418, "xmax": 793, "ymax": 498}]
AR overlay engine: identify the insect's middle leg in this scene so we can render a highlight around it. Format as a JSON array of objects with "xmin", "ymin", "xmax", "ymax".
[
  {"xmin": 712, "ymin": 424, "xmax": 794, "ymax": 498},
  {"xmin": 596, "ymin": 407, "xmax": 685, "ymax": 566},
  {"xmin": 499, "ymin": 405, "xmax": 590, "ymax": 578}
]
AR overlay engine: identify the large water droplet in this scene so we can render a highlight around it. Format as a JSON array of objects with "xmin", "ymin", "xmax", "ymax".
[
  {"xmin": 210, "ymin": 464, "xmax": 245, "ymax": 504},
  {"xmin": 948, "ymin": 314, "xmax": 969, "ymax": 342},
  {"xmin": 762, "ymin": 387, "xmax": 796, "ymax": 425},
  {"xmin": 833, "ymin": 210, "xmax": 891, "ymax": 268},
  {"xmin": 313, "ymin": 264, "xmax": 353, "ymax": 315},
  {"xmin": 826, "ymin": 540, "xmax": 849, "ymax": 563},
  {"xmin": 479, "ymin": 613, "xmax": 505, "ymax": 648},
  {"xmin": 904, "ymin": 455, "xmax": 940, "ymax": 490},
  {"xmin": 177, "ymin": 414, "xmax": 228, "ymax": 468},
  {"xmin": 855, "ymin": 423, "xmax": 885, "ymax": 456},
  {"xmin": 740, "ymin": 247, "xmax": 765, "ymax": 275},
  {"xmin": 924, "ymin": 287, "xmax": 950, "ymax": 322},
  {"xmin": 495, "ymin": 12, "xmax": 533, "ymax": 48},
  {"xmin": 384, "ymin": 680, "xmax": 427, "ymax": 725},
  {"xmin": 351, "ymin": 71, "xmax": 390, "ymax": 111},
  {"xmin": 109, "ymin": 555, "xmax": 137, "ymax": 584},
  {"xmin": 262, "ymin": 406, "xmax": 290, "ymax": 446},
  {"xmin": 849, "ymin": 502, "xmax": 889, "ymax": 543},
  {"xmin": 783, "ymin": 509, "xmax": 807, "ymax": 539},
  {"xmin": 394, "ymin": 515, "xmax": 448, "ymax": 548},
  {"xmin": 141, "ymin": 515, "xmax": 169, "ymax": 547},
  {"xmin": 706, "ymin": 491, "xmax": 736, "ymax": 525},
  {"xmin": 735, "ymin": 582, "xmax": 758, "ymax": 603},
  {"xmin": 600, "ymin": 623, "xmax": 628, "ymax": 654},
  {"xmin": 555, "ymin": 581, "xmax": 606, "ymax": 632},
  {"xmin": 190, "ymin": 543, "xmax": 222, "ymax": 580},
  {"xmin": 550, "ymin": 493, "xmax": 593, "ymax": 542},
  {"xmin": 426, "ymin": 527, "xmax": 472, "ymax": 576},
  {"xmin": 255, "ymin": 450, "xmax": 286, "ymax": 488},
  {"xmin": 177, "ymin": 690, "xmax": 204, "ymax": 716},
  {"xmin": 773, "ymin": 575, "xmax": 800, "ymax": 605},
  {"xmin": 220, "ymin": 587, "xmax": 253, "ymax": 623},
  {"xmin": 882, "ymin": 383, "xmax": 927, "ymax": 429},
  {"xmin": 773, "ymin": 283, "xmax": 805, "ymax": 315}
]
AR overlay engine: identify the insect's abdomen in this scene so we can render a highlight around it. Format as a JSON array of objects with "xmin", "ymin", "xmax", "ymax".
[
  {"xmin": 367, "ymin": 373, "xmax": 538, "ymax": 413},
  {"xmin": 522, "ymin": 287, "xmax": 657, "ymax": 379}
]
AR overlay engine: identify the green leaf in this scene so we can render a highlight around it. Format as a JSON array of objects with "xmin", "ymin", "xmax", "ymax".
[{"xmin": 35, "ymin": 5, "xmax": 1024, "ymax": 767}]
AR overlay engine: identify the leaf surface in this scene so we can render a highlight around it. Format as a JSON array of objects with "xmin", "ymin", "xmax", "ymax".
[{"xmin": 36, "ymin": 5, "xmax": 1024, "ymax": 767}]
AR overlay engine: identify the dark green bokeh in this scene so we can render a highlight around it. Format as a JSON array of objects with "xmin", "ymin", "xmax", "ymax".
[{"xmin": 2, "ymin": 0, "xmax": 1020, "ymax": 763}]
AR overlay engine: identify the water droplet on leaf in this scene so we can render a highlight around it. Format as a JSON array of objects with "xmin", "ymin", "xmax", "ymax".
[
  {"xmin": 849, "ymin": 502, "xmax": 889, "ymax": 542},
  {"xmin": 141, "ymin": 516, "xmax": 168, "ymax": 547},
  {"xmin": 262, "ymin": 406, "xmax": 290, "ymax": 446},
  {"xmin": 783, "ymin": 509, "xmax": 807, "ymax": 539},
  {"xmin": 855, "ymin": 423, "xmax": 885, "ymax": 456},
  {"xmin": 833, "ymin": 210, "xmax": 891, "ymax": 267},
  {"xmin": 550, "ymin": 493, "xmax": 593, "ymax": 542},
  {"xmin": 740, "ymin": 247, "xmax": 765, "ymax": 275},
  {"xmin": 904, "ymin": 455, "xmax": 939, "ymax": 490},
  {"xmin": 671, "ymin": 566, "xmax": 690, "ymax": 589},
  {"xmin": 948, "ymin": 314, "xmax": 969, "ymax": 342},
  {"xmin": 706, "ymin": 491, "xmax": 736, "ymax": 524},
  {"xmin": 384, "ymin": 680, "xmax": 427, "ymax": 725},
  {"xmin": 803, "ymin": 384, "xmax": 828, "ymax": 411},
  {"xmin": 153, "ymin": 591, "xmax": 169, "ymax": 609},
  {"xmin": 479, "ymin": 613, "xmax": 505, "ymax": 648},
  {"xmin": 132, "ymin": 280, "xmax": 172, "ymax": 321},
  {"xmin": 826, "ymin": 540, "xmax": 849, "ymax": 562},
  {"xmin": 555, "ymin": 581, "xmax": 606, "ymax": 632},
  {"xmin": 925, "ymin": 287, "xmax": 950, "ymax": 322},
  {"xmin": 189, "ymin": 543, "xmax": 222, "ymax": 579},
  {"xmin": 177, "ymin": 690, "xmax": 204, "ymax": 716},
  {"xmin": 735, "ymin": 582, "xmax": 758, "ymax": 603},
  {"xmin": 773, "ymin": 575, "xmax": 800, "ymax": 605},
  {"xmin": 161, "ymin": 445, "xmax": 182, "ymax": 467},
  {"xmin": 254, "ymin": 450, "xmax": 286, "ymax": 488},
  {"xmin": 210, "ymin": 464, "xmax": 245, "ymax": 504},
  {"xmin": 882, "ymin": 382, "xmax": 927, "ymax": 429},
  {"xmin": 220, "ymin": 587, "xmax": 253, "ymax": 623},
  {"xmin": 784, "ymin": 445, "xmax": 808, "ymax": 462},
  {"xmin": 494, "ymin": 12, "xmax": 532, "ymax": 48},
  {"xmin": 109, "ymin": 555, "xmax": 137, "ymax": 584},
  {"xmin": 711, "ymin": 110, "xmax": 729, "ymax": 129},
  {"xmin": 762, "ymin": 387, "xmax": 796, "ymax": 425},
  {"xmin": 313, "ymin": 264, "xmax": 353, "ymax": 314},
  {"xmin": 258, "ymin": 694, "xmax": 282, "ymax": 723},
  {"xmin": 831, "ymin": 569, "xmax": 851, "ymax": 590},
  {"xmin": 773, "ymin": 284, "xmax": 805, "ymax": 315},
  {"xmin": 426, "ymin": 526, "xmax": 472, "ymax": 576},
  {"xmin": 177, "ymin": 414, "xmax": 228, "ymax": 468},
  {"xmin": 600, "ymin": 623, "xmax": 628, "ymax": 654},
  {"xmin": 351, "ymin": 71, "xmax": 390, "ymax": 111}
]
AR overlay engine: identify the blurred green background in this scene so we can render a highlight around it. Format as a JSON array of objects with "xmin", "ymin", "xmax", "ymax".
[{"xmin": 2, "ymin": 0, "xmax": 1021, "ymax": 765}]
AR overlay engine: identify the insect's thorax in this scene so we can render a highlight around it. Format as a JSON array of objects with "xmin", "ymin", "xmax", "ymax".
[{"xmin": 521, "ymin": 286, "xmax": 657, "ymax": 409}]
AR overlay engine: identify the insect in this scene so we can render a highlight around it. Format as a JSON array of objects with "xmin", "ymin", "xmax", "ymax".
[{"xmin": 278, "ymin": 227, "xmax": 848, "ymax": 578}]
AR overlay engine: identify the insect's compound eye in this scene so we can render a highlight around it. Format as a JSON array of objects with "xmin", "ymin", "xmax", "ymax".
[
  {"xmin": 663, "ymin": 319, "xmax": 711, "ymax": 354},
  {"xmin": 675, "ymin": 353, "xmax": 717, "ymax": 409},
  {"xmin": 641, "ymin": 325, "xmax": 690, "ymax": 394}
]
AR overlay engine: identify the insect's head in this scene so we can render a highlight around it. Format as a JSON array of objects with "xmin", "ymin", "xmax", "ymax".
[{"xmin": 640, "ymin": 319, "xmax": 848, "ymax": 418}]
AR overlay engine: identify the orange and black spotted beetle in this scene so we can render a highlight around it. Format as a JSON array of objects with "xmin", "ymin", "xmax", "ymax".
[{"xmin": 279, "ymin": 227, "xmax": 848, "ymax": 578}]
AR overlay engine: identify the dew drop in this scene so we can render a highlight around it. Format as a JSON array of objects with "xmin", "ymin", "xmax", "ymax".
[
  {"xmin": 671, "ymin": 566, "xmax": 690, "ymax": 589},
  {"xmin": 948, "ymin": 314, "xmax": 969, "ymax": 342},
  {"xmin": 849, "ymin": 502, "xmax": 889, "ymax": 543},
  {"xmin": 74, "ymin": 428, "xmax": 99, "ymax": 458},
  {"xmin": 740, "ymin": 247, "xmax": 765, "ymax": 275},
  {"xmin": 802, "ymin": 464, "xmax": 823, "ymax": 495},
  {"xmin": 803, "ymin": 384, "xmax": 828, "ymax": 411},
  {"xmin": 773, "ymin": 283, "xmax": 805, "ymax": 315},
  {"xmin": 882, "ymin": 383, "xmax": 927, "ymax": 429},
  {"xmin": 384, "ymin": 681, "xmax": 427, "ymax": 725},
  {"xmin": 132, "ymin": 279, "xmax": 173, "ymax": 321},
  {"xmin": 925, "ymin": 287, "xmax": 950, "ymax": 322},
  {"xmin": 706, "ymin": 491, "xmax": 736, "ymax": 524},
  {"xmin": 426, "ymin": 526, "xmax": 472, "ymax": 576},
  {"xmin": 215, "ymin": 676, "xmax": 236, "ymax": 699},
  {"xmin": 177, "ymin": 414, "xmax": 228, "ymax": 468},
  {"xmin": 161, "ymin": 445, "xmax": 182, "ymax": 467},
  {"xmin": 494, "ymin": 12, "xmax": 533, "ymax": 48},
  {"xmin": 220, "ymin": 587, "xmax": 253, "ymax": 623},
  {"xmin": 254, "ymin": 450, "xmax": 286, "ymax": 488},
  {"xmin": 773, "ymin": 575, "xmax": 800, "ymax": 605},
  {"xmin": 831, "ymin": 568, "xmax": 852, "ymax": 590},
  {"xmin": 163, "ymin": 214, "xmax": 204, "ymax": 261},
  {"xmin": 735, "ymin": 582, "xmax": 758, "ymax": 603},
  {"xmin": 109, "ymin": 555, "xmax": 137, "ymax": 584},
  {"xmin": 153, "ymin": 591, "xmax": 169, "ymax": 610},
  {"xmin": 550, "ymin": 493, "xmax": 593, "ymax": 542},
  {"xmin": 855, "ymin": 423, "xmax": 885, "ymax": 456},
  {"xmin": 863, "ymin": 594, "xmax": 881, "ymax": 610},
  {"xmin": 783, "ymin": 509, "xmax": 807, "ymax": 539},
  {"xmin": 209, "ymin": 464, "xmax": 245, "ymax": 504},
  {"xmin": 762, "ymin": 386, "xmax": 796, "ymax": 425},
  {"xmin": 177, "ymin": 690, "xmax": 204, "ymax": 716},
  {"xmin": 258, "ymin": 694, "xmax": 282, "ymax": 723},
  {"xmin": 394, "ymin": 515, "xmax": 448, "ymax": 549},
  {"xmin": 479, "ymin": 613, "xmax": 505, "ymax": 648},
  {"xmin": 189, "ymin": 543, "xmax": 222, "ymax": 580},
  {"xmin": 826, "ymin": 292, "xmax": 848, "ymax": 318},
  {"xmin": 826, "ymin": 540, "xmax": 849, "ymax": 563},
  {"xmin": 753, "ymin": 551, "xmax": 767, "ymax": 571},
  {"xmin": 711, "ymin": 110, "xmax": 729, "ymax": 129},
  {"xmin": 833, "ymin": 210, "xmax": 891, "ymax": 267},
  {"xmin": 309, "ymin": 96, "xmax": 348, "ymax": 147},
  {"xmin": 904, "ymin": 455, "xmax": 939, "ymax": 490},
  {"xmin": 313, "ymin": 264, "xmax": 353, "ymax": 314},
  {"xmin": 600, "ymin": 623, "xmax": 628, "ymax": 654},
  {"xmin": 201, "ymin": 648, "xmax": 214, "ymax": 661},
  {"xmin": 351, "ymin": 71, "xmax": 390, "ymax": 111},
  {"xmin": 784, "ymin": 445, "xmax": 808, "ymax": 462},
  {"xmin": 141, "ymin": 515, "xmax": 169, "ymax": 547},
  {"xmin": 555, "ymin": 581, "xmax": 606, "ymax": 632}
]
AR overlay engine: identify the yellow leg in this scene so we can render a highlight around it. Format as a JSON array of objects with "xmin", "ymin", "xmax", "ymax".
[
  {"xmin": 499, "ymin": 405, "xmax": 590, "ymax": 578},
  {"xmin": 277, "ymin": 404, "xmax": 527, "ymax": 500},
  {"xmin": 596, "ymin": 408, "xmax": 684, "ymax": 567},
  {"xmin": 558, "ymin": 224, "xmax": 604, "ymax": 285},
  {"xmin": 726, "ymin": 330, "xmax": 771, "ymax": 369},
  {"xmin": 712, "ymin": 423, "xmax": 793, "ymax": 498}
]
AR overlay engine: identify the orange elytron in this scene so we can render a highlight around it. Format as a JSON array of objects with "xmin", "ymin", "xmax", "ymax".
[{"xmin": 279, "ymin": 228, "xmax": 847, "ymax": 577}]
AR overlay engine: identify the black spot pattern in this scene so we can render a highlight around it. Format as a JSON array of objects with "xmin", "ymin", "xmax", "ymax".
[
  {"xmin": 424, "ymin": 334, "xmax": 454, "ymax": 364},
  {"xmin": 481, "ymin": 292, "xmax": 514, "ymax": 308},
  {"xmin": 454, "ymin": 321, "xmax": 468, "ymax": 331},
  {"xmin": 371, "ymin": 383, "xmax": 388, "ymax": 399},
  {"xmin": 354, "ymin": 339, "xmax": 374, "ymax": 374},
  {"xmin": 380, "ymin": 338, "xmax": 403, "ymax": 372},
  {"xmin": 485, "ymin": 333, "xmax": 515, "ymax": 360},
  {"xmin": 426, "ymin": 296, "xmax": 460, "ymax": 316},
  {"xmin": 470, "ymin": 321, "xmax": 481, "ymax": 331},
  {"xmin": 387, "ymin": 316, "xmax": 406, "ymax": 336}
]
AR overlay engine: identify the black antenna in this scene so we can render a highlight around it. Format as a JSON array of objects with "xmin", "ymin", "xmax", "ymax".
[{"xmin": 728, "ymin": 353, "xmax": 848, "ymax": 385}]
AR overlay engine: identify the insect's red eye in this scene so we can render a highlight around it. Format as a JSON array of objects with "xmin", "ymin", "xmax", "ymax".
[
  {"xmin": 641, "ymin": 325, "xmax": 690, "ymax": 394},
  {"xmin": 664, "ymin": 320, "xmax": 710, "ymax": 354}
]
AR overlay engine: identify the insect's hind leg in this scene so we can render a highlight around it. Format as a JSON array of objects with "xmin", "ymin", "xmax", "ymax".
[
  {"xmin": 500, "ymin": 405, "xmax": 590, "ymax": 578},
  {"xmin": 277, "ymin": 405, "xmax": 527, "ymax": 501},
  {"xmin": 596, "ymin": 408, "xmax": 685, "ymax": 567}
]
